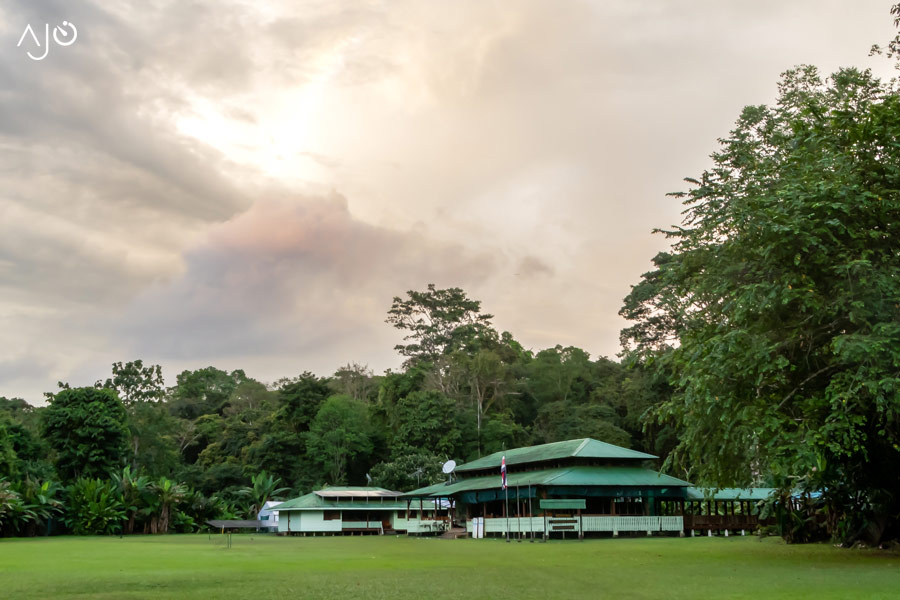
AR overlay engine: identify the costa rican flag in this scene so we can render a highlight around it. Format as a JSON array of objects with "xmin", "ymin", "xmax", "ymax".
[{"xmin": 501, "ymin": 455, "xmax": 507, "ymax": 490}]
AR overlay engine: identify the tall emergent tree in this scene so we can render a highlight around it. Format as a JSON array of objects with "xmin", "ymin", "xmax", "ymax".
[
  {"xmin": 621, "ymin": 65, "xmax": 900, "ymax": 545},
  {"xmin": 99, "ymin": 360, "xmax": 178, "ymax": 476},
  {"xmin": 386, "ymin": 284, "xmax": 495, "ymax": 366},
  {"xmin": 41, "ymin": 387, "xmax": 129, "ymax": 481}
]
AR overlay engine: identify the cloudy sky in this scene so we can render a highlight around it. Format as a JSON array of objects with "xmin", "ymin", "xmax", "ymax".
[{"xmin": 1, "ymin": 1, "xmax": 896, "ymax": 403}]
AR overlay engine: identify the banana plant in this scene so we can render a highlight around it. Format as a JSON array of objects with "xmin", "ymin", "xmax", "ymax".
[
  {"xmin": 15, "ymin": 478, "xmax": 63, "ymax": 536},
  {"xmin": 149, "ymin": 477, "xmax": 186, "ymax": 534},
  {"xmin": 237, "ymin": 471, "xmax": 290, "ymax": 519},
  {"xmin": 113, "ymin": 466, "xmax": 151, "ymax": 534}
]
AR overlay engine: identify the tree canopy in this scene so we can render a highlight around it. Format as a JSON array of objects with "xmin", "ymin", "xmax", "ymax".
[
  {"xmin": 621, "ymin": 64, "xmax": 900, "ymax": 545},
  {"xmin": 41, "ymin": 387, "xmax": 129, "ymax": 482},
  {"xmin": 386, "ymin": 284, "xmax": 495, "ymax": 365}
]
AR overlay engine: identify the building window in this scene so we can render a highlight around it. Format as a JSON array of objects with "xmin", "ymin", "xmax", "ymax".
[{"xmin": 323, "ymin": 510, "xmax": 341, "ymax": 520}]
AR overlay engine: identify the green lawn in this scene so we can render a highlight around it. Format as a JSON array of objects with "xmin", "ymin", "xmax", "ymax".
[{"xmin": 0, "ymin": 534, "xmax": 897, "ymax": 599}]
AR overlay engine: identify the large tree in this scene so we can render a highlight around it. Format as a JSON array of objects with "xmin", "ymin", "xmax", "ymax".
[
  {"xmin": 386, "ymin": 284, "xmax": 495, "ymax": 366},
  {"xmin": 98, "ymin": 361, "xmax": 177, "ymax": 475},
  {"xmin": 621, "ymin": 65, "xmax": 900, "ymax": 544},
  {"xmin": 41, "ymin": 387, "xmax": 129, "ymax": 481}
]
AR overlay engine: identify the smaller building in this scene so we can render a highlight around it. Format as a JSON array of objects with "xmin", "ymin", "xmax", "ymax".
[
  {"xmin": 271, "ymin": 486, "xmax": 448, "ymax": 535},
  {"xmin": 256, "ymin": 500, "xmax": 282, "ymax": 532}
]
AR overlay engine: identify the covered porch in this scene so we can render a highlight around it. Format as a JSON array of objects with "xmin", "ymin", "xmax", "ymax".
[{"xmin": 682, "ymin": 487, "xmax": 775, "ymax": 535}]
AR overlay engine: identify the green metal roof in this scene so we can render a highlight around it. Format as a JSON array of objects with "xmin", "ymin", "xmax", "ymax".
[
  {"xmin": 686, "ymin": 487, "xmax": 776, "ymax": 501},
  {"xmin": 272, "ymin": 489, "xmax": 436, "ymax": 512},
  {"xmin": 403, "ymin": 466, "xmax": 690, "ymax": 497},
  {"xmin": 455, "ymin": 438, "xmax": 656, "ymax": 472}
]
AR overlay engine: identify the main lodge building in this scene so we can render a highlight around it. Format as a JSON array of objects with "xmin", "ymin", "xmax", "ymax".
[
  {"xmin": 404, "ymin": 437, "xmax": 690, "ymax": 538},
  {"xmin": 271, "ymin": 437, "xmax": 772, "ymax": 538}
]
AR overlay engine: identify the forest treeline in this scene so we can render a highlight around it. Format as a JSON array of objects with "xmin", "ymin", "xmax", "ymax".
[{"xmin": 0, "ymin": 284, "xmax": 673, "ymax": 536}]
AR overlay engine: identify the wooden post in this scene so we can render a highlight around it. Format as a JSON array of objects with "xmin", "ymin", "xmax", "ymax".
[{"xmin": 577, "ymin": 507, "xmax": 583, "ymax": 540}]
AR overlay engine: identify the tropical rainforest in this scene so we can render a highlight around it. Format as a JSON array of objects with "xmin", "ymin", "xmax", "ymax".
[
  {"xmin": 0, "ymin": 283, "xmax": 674, "ymax": 538},
  {"xmin": 2, "ymin": 4, "xmax": 899, "ymax": 550}
]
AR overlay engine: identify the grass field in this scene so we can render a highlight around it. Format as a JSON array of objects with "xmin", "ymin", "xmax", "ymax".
[{"xmin": 1, "ymin": 534, "xmax": 898, "ymax": 599}]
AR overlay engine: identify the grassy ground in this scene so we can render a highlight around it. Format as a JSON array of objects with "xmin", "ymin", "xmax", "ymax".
[{"xmin": 1, "ymin": 534, "xmax": 897, "ymax": 600}]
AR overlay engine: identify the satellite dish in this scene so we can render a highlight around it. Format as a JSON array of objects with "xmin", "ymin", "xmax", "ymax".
[{"xmin": 442, "ymin": 460, "xmax": 457, "ymax": 474}]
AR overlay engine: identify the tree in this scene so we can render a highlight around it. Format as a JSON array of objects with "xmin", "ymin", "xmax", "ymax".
[
  {"xmin": 392, "ymin": 390, "xmax": 461, "ymax": 457},
  {"xmin": 113, "ymin": 466, "xmax": 152, "ymax": 535},
  {"xmin": 526, "ymin": 346, "xmax": 594, "ymax": 405},
  {"xmin": 149, "ymin": 477, "xmax": 186, "ymax": 534},
  {"xmin": 275, "ymin": 373, "xmax": 332, "ymax": 433},
  {"xmin": 331, "ymin": 363, "xmax": 375, "ymax": 402},
  {"xmin": 243, "ymin": 430, "xmax": 309, "ymax": 494},
  {"xmin": 41, "ymin": 387, "xmax": 129, "ymax": 482},
  {"xmin": 307, "ymin": 395, "xmax": 373, "ymax": 484},
  {"xmin": 98, "ymin": 360, "xmax": 177, "ymax": 474},
  {"xmin": 457, "ymin": 349, "xmax": 510, "ymax": 455},
  {"xmin": 237, "ymin": 471, "xmax": 290, "ymax": 518},
  {"xmin": 0, "ymin": 419, "xmax": 18, "ymax": 480},
  {"xmin": 0, "ymin": 397, "xmax": 52, "ymax": 480},
  {"xmin": 98, "ymin": 360, "xmax": 165, "ymax": 406},
  {"xmin": 533, "ymin": 403, "xmax": 631, "ymax": 448},
  {"xmin": 370, "ymin": 452, "xmax": 444, "ymax": 491},
  {"xmin": 169, "ymin": 367, "xmax": 247, "ymax": 420},
  {"xmin": 386, "ymin": 284, "xmax": 495, "ymax": 366},
  {"xmin": 126, "ymin": 402, "xmax": 180, "ymax": 477},
  {"xmin": 224, "ymin": 380, "xmax": 276, "ymax": 424},
  {"xmin": 870, "ymin": 4, "xmax": 900, "ymax": 63},
  {"xmin": 621, "ymin": 65, "xmax": 900, "ymax": 545}
]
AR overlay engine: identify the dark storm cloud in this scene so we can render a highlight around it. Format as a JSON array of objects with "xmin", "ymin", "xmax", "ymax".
[{"xmin": 118, "ymin": 195, "xmax": 499, "ymax": 360}]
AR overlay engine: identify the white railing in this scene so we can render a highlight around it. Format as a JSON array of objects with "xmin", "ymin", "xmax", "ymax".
[
  {"xmin": 467, "ymin": 516, "xmax": 684, "ymax": 535},
  {"xmin": 659, "ymin": 516, "xmax": 684, "ymax": 531},
  {"xmin": 393, "ymin": 518, "xmax": 447, "ymax": 533},
  {"xmin": 340, "ymin": 521, "xmax": 382, "ymax": 531}
]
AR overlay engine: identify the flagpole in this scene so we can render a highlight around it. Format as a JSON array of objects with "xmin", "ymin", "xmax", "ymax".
[
  {"xmin": 529, "ymin": 484, "xmax": 534, "ymax": 543},
  {"xmin": 505, "ymin": 483, "xmax": 510, "ymax": 543},
  {"xmin": 502, "ymin": 455, "xmax": 510, "ymax": 543}
]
